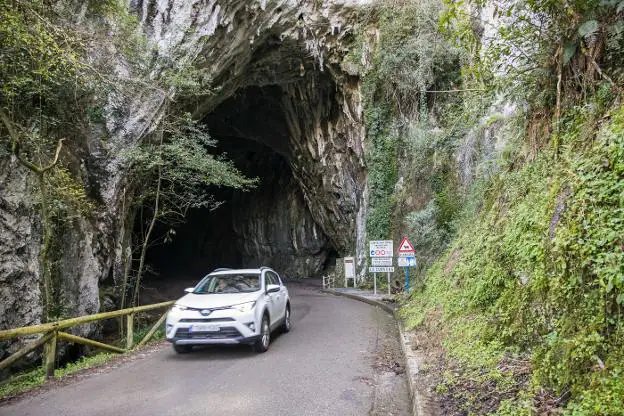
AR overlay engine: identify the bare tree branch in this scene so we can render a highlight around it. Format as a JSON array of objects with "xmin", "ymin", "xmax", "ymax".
[{"xmin": 41, "ymin": 138, "xmax": 66, "ymax": 173}]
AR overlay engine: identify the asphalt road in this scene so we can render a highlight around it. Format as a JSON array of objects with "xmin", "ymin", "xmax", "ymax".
[{"xmin": 1, "ymin": 286, "xmax": 409, "ymax": 416}]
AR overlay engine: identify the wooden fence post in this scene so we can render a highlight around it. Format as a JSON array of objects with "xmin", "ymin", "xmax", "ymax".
[
  {"xmin": 0, "ymin": 301, "xmax": 175, "ymax": 373},
  {"xmin": 126, "ymin": 313, "xmax": 134, "ymax": 350},
  {"xmin": 136, "ymin": 310, "xmax": 168, "ymax": 349},
  {"xmin": 43, "ymin": 331, "xmax": 57, "ymax": 379}
]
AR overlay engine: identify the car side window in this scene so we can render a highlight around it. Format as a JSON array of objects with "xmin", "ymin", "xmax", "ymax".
[
  {"xmin": 262, "ymin": 273, "xmax": 271, "ymax": 288},
  {"xmin": 266, "ymin": 272, "xmax": 278, "ymax": 286}
]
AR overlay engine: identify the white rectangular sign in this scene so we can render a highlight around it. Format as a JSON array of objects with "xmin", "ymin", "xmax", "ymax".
[
  {"xmin": 398, "ymin": 257, "xmax": 417, "ymax": 267},
  {"xmin": 344, "ymin": 257, "xmax": 355, "ymax": 279},
  {"xmin": 398, "ymin": 251, "xmax": 416, "ymax": 258},
  {"xmin": 369, "ymin": 240, "xmax": 393, "ymax": 257},
  {"xmin": 369, "ymin": 266, "xmax": 395, "ymax": 273},
  {"xmin": 371, "ymin": 257, "xmax": 393, "ymax": 266}
]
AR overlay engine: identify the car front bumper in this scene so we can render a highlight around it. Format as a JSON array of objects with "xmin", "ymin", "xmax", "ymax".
[
  {"xmin": 165, "ymin": 308, "xmax": 260, "ymax": 346},
  {"xmin": 168, "ymin": 334, "xmax": 262, "ymax": 345}
]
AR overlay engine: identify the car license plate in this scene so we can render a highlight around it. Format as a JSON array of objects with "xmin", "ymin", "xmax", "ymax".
[{"xmin": 190, "ymin": 324, "xmax": 219, "ymax": 332}]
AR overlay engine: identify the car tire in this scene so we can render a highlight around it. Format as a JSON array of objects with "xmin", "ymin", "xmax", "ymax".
[
  {"xmin": 173, "ymin": 344, "xmax": 192, "ymax": 354},
  {"xmin": 281, "ymin": 305, "xmax": 291, "ymax": 333},
  {"xmin": 254, "ymin": 315, "xmax": 270, "ymax": 353}
]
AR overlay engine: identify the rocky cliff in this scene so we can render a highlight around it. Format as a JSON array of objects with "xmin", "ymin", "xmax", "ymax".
[{"xmin": 0, "ymin": 0, "xmax": 372, "ymax": 347}]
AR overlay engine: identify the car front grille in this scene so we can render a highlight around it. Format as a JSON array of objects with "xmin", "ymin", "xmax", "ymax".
[
  {"xmin": 179, "ymin": 318, "xmax": 235, "ymax": 323},
  {"xmin": 175, "ymin": 326, "xmax": 242, "ymax": 339}
]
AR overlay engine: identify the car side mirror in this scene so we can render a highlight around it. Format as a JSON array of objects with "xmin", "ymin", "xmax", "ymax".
[
  {"xmin": 266, "ymin": 284, "xmax": 280, "ymax": 294},
  {"xmin": 184, "ymin": 287, "xmax": 194, "ymax": 294}
]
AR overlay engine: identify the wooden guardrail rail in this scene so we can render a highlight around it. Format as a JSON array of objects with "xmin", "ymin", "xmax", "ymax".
[{"xmin": 0, "ymin": 301, "xmax": 175, "ymax": 378}]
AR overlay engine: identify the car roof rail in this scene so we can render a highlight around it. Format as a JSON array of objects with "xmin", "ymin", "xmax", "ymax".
[{"xmin": 211, "ymin": 267, "xmax": 233, "ymax": 273}]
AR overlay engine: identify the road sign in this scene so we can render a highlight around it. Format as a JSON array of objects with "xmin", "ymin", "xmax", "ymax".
[
  {"xmin": 398, "ymin": 257, "xmax": 417, "ymax": 267},
  {"xmin": 398, "ymin": 236, "xmax": 415, "ymax": 257},
  {"xmin": 369, "ymin": 240, "xmax": 393, "ymax": 257},
  {"xmin": 397, "ymin": 237, "xmax": 415, "ymax": 292},
  {"xmin": 344, "ymin": 257, "xmax": 356, "ymax": 287},
  {"xmin": 344, "ymin": 257, "xmax": 355, "ymax": 279},
  {"xmin": 371, "ymin": 257, "xmax": 393, "ymax": 266},
  {"xmin": 369, "ymin": 266, "xmax": 395, "ymax": 273},
  {"xmin": 398, "ymin": 236, "xmax": 415, "ymax": 254}
]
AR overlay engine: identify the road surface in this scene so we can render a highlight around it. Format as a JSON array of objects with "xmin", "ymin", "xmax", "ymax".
[{"xmin": 1, "ymin": 286, "xmax": 409, "ymax": 416}]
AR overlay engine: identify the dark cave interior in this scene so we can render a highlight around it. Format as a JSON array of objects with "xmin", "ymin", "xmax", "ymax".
[{"xmin": 143, "ymin": 85, "xmax": 338, "ymax": 286}]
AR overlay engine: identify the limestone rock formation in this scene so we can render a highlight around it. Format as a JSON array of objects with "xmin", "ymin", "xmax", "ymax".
[{"xmin": 0, "ymin": 0, "xmax": 372, "ymax": 346}]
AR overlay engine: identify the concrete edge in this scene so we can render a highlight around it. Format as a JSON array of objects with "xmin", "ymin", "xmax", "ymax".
[
  {"xmin": 320, "ymin": 289, "xmax": 427, "ymax": 416},
  {"xmin": 319, "ymin": 289, "xmax": 395, "ymax": 314}
]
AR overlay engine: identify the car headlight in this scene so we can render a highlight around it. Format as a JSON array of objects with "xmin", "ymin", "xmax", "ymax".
[
  {"xmin": 232, "ymin": 301, "xmax": 256, "ymax": 313},
  {"xmin": 171, "ymin": 304, "xmax": 189, "ymax": 312}
]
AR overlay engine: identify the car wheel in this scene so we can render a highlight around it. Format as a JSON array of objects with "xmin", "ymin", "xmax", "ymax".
[
  {"xmin": 281, "ymin": 305, "xmax": 291, "ymax": 333},
  {"xmin": 173, "ymin": 344, "xmax": 192, "ymax": 354},
  {"xmin": 254, "ymin": 315, "xmax": 270, "ymax": 353}
]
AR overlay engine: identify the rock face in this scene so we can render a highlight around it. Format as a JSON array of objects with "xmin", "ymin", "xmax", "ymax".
[
  {"xmin": 132, "ymin": 0, "xmax": 371, "ymax": 277},
  {"xmin": 0, "ymin": 163, "xmax": 42, "ymax": 339},
  {"xmin": 146, "ymin": 0, "xmax": 371, "ymax": 258},
  {"xmin": 0, "ymin": 0, "xmax": 371, "ymax": 345},
  {"xmin": 229, "ymin": 143, "xmax": 332, "ymax": 277}
]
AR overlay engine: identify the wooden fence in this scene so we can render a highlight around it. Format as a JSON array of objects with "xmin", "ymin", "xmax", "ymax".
[{"xmin": 0, "ymin": 301, "xmax": 175, "ymax": 378}]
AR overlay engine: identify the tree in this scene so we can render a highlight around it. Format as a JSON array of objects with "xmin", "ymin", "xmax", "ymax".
[
  {"xmin": 121, "ymin": 113, "xmax": 257, "ymax": 307},
  {"xmin": 0, "ymin": 111, "xmax": 66, "ymax": 320},
  {"xmin": 0, "ymin": 0, "xmax": 106, "ymax": 320}
]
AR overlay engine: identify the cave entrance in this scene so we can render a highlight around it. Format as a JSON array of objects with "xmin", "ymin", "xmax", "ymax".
[{"xmin": 143, "ymin": 85, "xmax": 336, "ymax": 291}]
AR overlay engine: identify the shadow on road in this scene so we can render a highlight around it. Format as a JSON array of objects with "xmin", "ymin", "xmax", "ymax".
[
  {"xmin": 165, "ymin": 330, "xmax": 290, "ymax": 361},
  {"xmin": 166, "ymin": 345, "xmax": 255, "ymax": 361}
]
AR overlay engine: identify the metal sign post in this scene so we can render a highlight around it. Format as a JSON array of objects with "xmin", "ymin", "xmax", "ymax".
[
  {"xmin": 387, "ymin": 272, "xmax": 391, "ymax": 295},
  {"xmin": 404, "ymin": 267, "xmax": 409, "ymax": 292},
  {"xmin": 373, "ymin": 272, "xmax": 377, "ymax": 295},
  {"xmin": 397, "ymin": 236, "xmax": 416, "ymax": 292}
]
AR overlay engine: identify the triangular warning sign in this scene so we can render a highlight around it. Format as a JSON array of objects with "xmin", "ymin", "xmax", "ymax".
[{"xmin": 398, "ymin": 236, "xmax": 415, "ymax": 252}]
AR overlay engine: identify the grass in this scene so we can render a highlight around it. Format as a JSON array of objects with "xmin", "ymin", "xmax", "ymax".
[
  {"xmin": 0, "ymin": 352, "xmax": 115, "ymax": 399},
  {"xmin": 0, "ymin": 321, "xmax": 166, "ymax": 400},
  {"xmin": 400, "ymin": 101, "xmax": 624, "ymax": 414}
]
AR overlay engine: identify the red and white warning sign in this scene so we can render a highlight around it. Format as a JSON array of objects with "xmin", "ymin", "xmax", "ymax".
[{"xmin": 397, "ymin": 236, "xmax": 415, "ymax": 257}]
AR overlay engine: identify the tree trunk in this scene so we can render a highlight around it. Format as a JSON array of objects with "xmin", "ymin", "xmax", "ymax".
[
  {"xmin": 38, "ymin": 173, "xmax": 53, "ymax": 322},
  {"xmin": 132, "ymin": 167, "xmax": 162, "ymax": 307}
]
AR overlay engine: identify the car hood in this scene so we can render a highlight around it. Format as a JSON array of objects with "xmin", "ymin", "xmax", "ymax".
[{"xmin": 175, "ymin": 292, "xmax": 261, "ymax": 309}]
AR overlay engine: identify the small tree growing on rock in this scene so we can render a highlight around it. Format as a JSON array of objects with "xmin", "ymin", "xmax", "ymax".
[{"xmin": 121, "ymin": 113, "xmax": 257, "ymax": 307}]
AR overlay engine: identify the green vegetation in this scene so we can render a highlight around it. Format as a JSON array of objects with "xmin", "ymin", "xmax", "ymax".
[
  {"xmin": 0, "ymin": 352, "xmax": 115, "ymax": 399},
  {"xmin": 2, "ymin": 0, "xmax": 623, "ymax": 411},
  {"xmin": 403, "ymin": 101, "xmax": 624, "ymax": 413},
  {"xmin": 364, "ymin": 105, "xmax": 399, "ymax": 240},
  {"xmin": 360, "ymin": 0, "xmax": 462, "ymax": 241},
  {"xmin": 0, "ymin": 0, "xmax": 252, "ymax": 319},
  {"xmin": 361, "ymin": 0, "xmax": 624, "ymax": 413},
  {"xmin": 0, "ymin": 0, "xmax": 125, "ymax": 321},
  {"xmin": 120, "ymin": 114, "xmax": 256, "ymax": 309},
  {"xmin": 0, "ymin": 368, "xmax": 46, "ymax": 399},
  {"xmin": 0, "ymin": 0, "xmax": 145, "ymax": 322},
  {"xmin": 132, "ymin": 321, "xmax": 165, "ymax": 345},
  {"xmin": 0, "ymin": 319, "xmax": 165, "ymax": 400}
]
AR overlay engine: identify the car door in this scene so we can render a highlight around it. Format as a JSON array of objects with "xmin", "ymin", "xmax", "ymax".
[
  {"xmin": 265, "ymin": 271, "xmax": 283, "ymax": 326},
  {"xmin": 274, "ymin": 272, "xmax": 288, "ymax": 314},
  {"xmin": 261, "ymin": 272, "xmax": 276, "ymax": 326},
  {"xmin": 270, "ymin": 271, "xmax": 288, "ymax": 322}
]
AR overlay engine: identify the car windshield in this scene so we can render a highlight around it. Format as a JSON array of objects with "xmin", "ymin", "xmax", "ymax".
[{"xmin": 193, "ymin": 274, "xmax": 261, "ymax": 294}]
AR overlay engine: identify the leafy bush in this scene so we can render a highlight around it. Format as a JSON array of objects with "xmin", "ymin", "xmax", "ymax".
[
  {"xmin": 402, "ymin": 101, "xmax": 624, "ymax": 414},
  {"xmin": 361, "ymin": 0, "xmax": 463, "ymax": 240}
]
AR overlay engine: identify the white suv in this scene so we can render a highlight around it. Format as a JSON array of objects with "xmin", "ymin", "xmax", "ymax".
[{"xmin": 166, "ymin": 267, "xmax": 291, "ymax": 353}]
